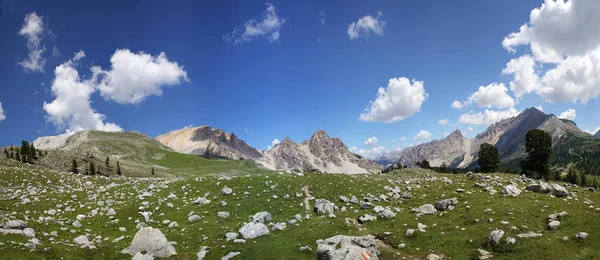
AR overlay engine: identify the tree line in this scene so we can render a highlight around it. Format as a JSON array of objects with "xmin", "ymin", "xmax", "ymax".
[{"xmin": 3, "ymin": 140, "xmax": 47, "ymax": 163}]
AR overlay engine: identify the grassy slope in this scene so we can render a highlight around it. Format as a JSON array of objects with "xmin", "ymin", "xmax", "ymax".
[
  {"xmin": 1, "ymin": 159, "xmax": 599, "ymax": 260},
  {"xmin": 35, "ymin": 131, "xmax": 266, "ymax": 178}
]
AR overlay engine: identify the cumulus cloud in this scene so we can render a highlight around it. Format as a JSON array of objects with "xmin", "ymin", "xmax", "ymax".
[
  {"xmin": 558, "ymin": 108, "xmax": 576, "ymax": 120},
  {"xmin": 43, "ymin": 52, "xmax": 122, "ymax": 134},
  {"xmin": 364, "ymin": 137, "xmax": 378, "ymax": 147},
  {"xmin": 502, "ymin": 55, "xmax": 542, "ymax": 98},
  {"xmin": 349, "ymin": 146, "xmax": 388, "ymax": 159},
  {"xmin": 92, "ymin": 49, "xmax": 189, "ymax": 104},
  {"xmin": 451, "ymin": 100, "xmax": 463, "ymax": 109},
  {"xmin": 413, "ymin": 130, "xmax": 432, "ymax": 141},
  {"xmin": 267, "ymin": 138, "xmax": 280, "ymax": 150},
  {"xmin": 537, "ymin": 48, "xmax": 600, "ymax": 103},
  {"xmin": 0, "ymin": 102, "xmax": 5, "ymax": 121},
  {"xmin": 458, "ymin": 108, "xmax": 520, "ymax": 126},
  {"xmin": 438, "ymin": 119, "xmax": 449, "ymax": 126},
  {"xmin": 502, "ymin": 0, "xmax": 600, "ymax": 63},
  {"xmin": 18, "ymin": 12, "xmax": 47, "ymax": 72},
  {"xmin": 347, "ymin": 11, "xmax": 385, "ymax": 40},
  {"xmin": 224, "ymin": 2, "xmax": 286, "ymax": 44},
  {"xmin": 359, "ymin": 77, "xmax": 428, "ymax": 123},
  {"xmin": 455, "ymin": 83, "xmax": 516, "ymax": 109},
  {"xmin": 43, "ymin": 49, "xmax": 187, "ymax": 134}
]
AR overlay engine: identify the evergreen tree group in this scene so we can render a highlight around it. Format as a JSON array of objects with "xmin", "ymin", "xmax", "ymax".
[{"xmin": 478, "ymin": 143, "xmax": 499, "ymax": 173}]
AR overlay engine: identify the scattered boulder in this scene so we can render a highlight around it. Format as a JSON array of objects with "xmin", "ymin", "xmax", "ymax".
[
  {"xmin": 196, "ymin": 246, "xmax": 209, "ymax": 260},
  {"xmin": 73, "ymin": 235, "xmax": 94, "ymax": 249},
  {"xmin": 501, "ymin": 184, "xmax": 521, "ymax": 197},
  {"xmin": 132, "ymin": 252, "xmax": 154, "ymax": 260},
  {"xmin": 218, "ymin": 211, "xmax": 230, "ymax": 219},
  {"xmin": 526, "ymin": 183, "xmax": 551, "ymax": 194},
  {"xmin": 478, "ymin": 249, "xmax": 493, "ymax": 260},
  {"xmin": 378, "ymin": 209, "xmax": 396, "ymax": 219},
  {"xmin": 222, "ymin": 252, "xmax": 241, "ymax": 260},
  {"xmin": 551, "ymin": 184, "xmax": 568, "ymax": 197},
  {"xmin": 226, "ymin": 232, "xmax": 239, "ymax": 241},
  {"xmin": 239, "ymin": 222, "xmax": 270, "ymax": 239},
  {"xmin": 358, "ymin": 214, "xmax": 376, "ymax": 224},
  {"xmin": 548, "ymin": 221, "xmax": 560, "ymax": 230},
  {"xmin": 575, "ymin": 232, "xmax": 588, "ymax": 240},
  {"xmin": 252, "ymin": 212, "xmax": 272, "ymax": 223},
  {"xmin": 316, "ymin": 235, "xmax": 379, "ymax": 260},
  {"xmin": 314, "ymin": 199, "xmax": 335, "ymax": 215},
  {"xmin": 414, "ymin": 204, "xmax": 437, "ymax": 215},
  {"xmin": 517, "ymin": 232, "xmax": 542, "ymax": 238},
  {"xmin": 221, "ymin": 187, "xmax": 233, "ymax": 196},
  {"xmin": 188, "ymin": 215, "xmax": 201, "ymax": 223},
  {"xmin": 489, "ymin": 230, "xmax": 504, "ymax": 247},
  {"xmin": 427, "ymin": 254, "xmax": 442, "ymax": 260},
  {"xmin": 4, "ymin": 220, "xmax": 27, "ymax": 229},
  {"xmin": 128, "ymin": 227, "xmax": 176, "ymax": 258},
  {"xmin": 435, "ymin": 198, "xmax": 458, "ymax": 211}
]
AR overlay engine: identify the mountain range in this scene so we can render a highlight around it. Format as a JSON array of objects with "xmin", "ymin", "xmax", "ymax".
[{"xmin": 385, "ymin": 107, "xmax": 600, "ymax": 172}]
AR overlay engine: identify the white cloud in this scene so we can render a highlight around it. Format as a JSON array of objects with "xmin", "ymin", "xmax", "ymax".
[
  {"xmin": 537, "ymin": 47, "xmax": 600, "ymax": 103},
  {"xmin": 451, "ymin": 100, "xmax": 463, "ymax": 109},
  {"xmin": 438, "ymin": 119, "xmax": 449, "ymax": 126},
  {"xmin": 502, "ymin": 0, "xmax": 600, "ymax": 63},
  {"xmin": 468, "ymin": 127, "xmax": 474, "ymax": 131},
  {"xmin": 224, "ymin": 2, "xmax": 286, "ymax": 44},
  {"xmin": 458, "ymin": 108, "xmax": 520, "ymax": 126},
  {"xmin": 502, "ymin": 55, "xmax": 542, "ymax": 98},
  {"xmin": 267, "ymin": 138, "xmax": 281, "ymax": 150},
  {"xmin": 43, "ymin": 52, "xmax": 122, "ymax": 134},
  {"xmin": 347, "ymin": 11, "xmax": 385, "ymax": 40},
  {"xmin": 183, "ymin": 124, "xmax": 194, "ymax": 129},
  {"xmin": 359, "ymin": 77, "xmax": 428, "ymax": 123},
  {"xmin": 413, "ymin": 130, "xmax": 432, "ymax": 141},
  {"xmin": 457, "ymin": 83, "xmax": 516, "ymax": 109},
  {"xmin": 558, "ymin": 108, "xmax": 576, "ymax": 120},
  {"xmin": 318, "ymin": 12, "xmax": 326, "ymax": 25},
  {"xmin": 349, "ymin": 145, "xmax": 388, "ymax": 159},
  {"xmin": 0, "ymin": 102, "xmax": 5, "ymax": 121},
  {"xmin": 18, "ymin": 12, "xmax": 47, "ymax": 72},
  {"xmin": 399, "ymin": 137, "xmax": 405, "ymax": 142},
  {"xmin": 364, "ymin": 136, "xmax": 378, "ymax": 147},
  {"xmin": 583, "ymin": 126, "xmax": 600, "ymax": 135},
  {"xmin": 92, "ymin": 49, "xmax": 189, "ymax": 104}
]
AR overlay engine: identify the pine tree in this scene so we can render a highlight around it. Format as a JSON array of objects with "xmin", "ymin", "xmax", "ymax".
[
  {"xmin": 105, "ymin": 156, "xmax": 110, "ymax": 168},
  {"xmin": 16, "ymin": 150, "xmax": 21, "ymax": 162},
  {"xmin": 116, "ymin": 161, "xmax": 122, "ymax": 176},
  {"xmin": 45, "ymin": 151, "xmax": 48, "ymax": 156},
  {"xmin": 20, "ymin": 141, "xmax": 29, "ymax": 159},
  {"xmin": 85, "ymin": 165, "xmax": 89, "ymax": 175},
  {"xmin": 151, "ymin": 167, "xmax": 155, "ymax": 176},
  {"xmin": 478, "ymin": 143, "xmax": 499, "ymax": 173},
  {"xmin": 71, "ymin": 159, "xmax": 79, "ymax": 174},
  {"xmin": 38, "ymin": 150, "xmax": 43, "ymax": 157},
  {"xmin": 89, "ymin": 161, "xmax": 96, "ymax": 176},
  {"xmin": 522, "ymin": 129, "xmax": 552, "ymax": 179},
  {"xmin": 3, "ymin": 148, "xmax": 8, "ymax": 158}
]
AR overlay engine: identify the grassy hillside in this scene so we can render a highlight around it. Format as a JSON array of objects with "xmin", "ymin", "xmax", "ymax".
[
  {"xmin": 1, "ymin": 158, "xmax": 598, "ymax": 259},
  {"xmin": 35, "ymin": 131, "xmax": 267, "ymax": 177}
]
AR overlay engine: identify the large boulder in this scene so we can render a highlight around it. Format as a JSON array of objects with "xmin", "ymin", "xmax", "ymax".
[
  {"xmin": 3, "ymin": 220, "xmax": 27, "ymax": 229},
  {"xmin": 314, "ymin": 199, "xmax": 335, "ymax": 215},
  {"xmin": 434, "ymin": 198, "xmax": 458, "ymax": 211},
  {"xmin": 379, "ymin": 209, "xmax": 396, "ymax": 219},
  {"xmin": 501, "ymin": 184, "xmax": 521, "ymax": 197},
  {"xmin": 252, "ymin": 212, "xmax": 272, "ymax": 223},
  {"xmin": 221, "ymin": 187, "xmax": 233, "ymax": 195},
  {"xmin": 128, "ymin": 227, "xmax": 177, "ymax": 258},
  {"xmin": 239, "ymin": 222, "xmax": 270, "ymax": 239},
  {"xmin": 526, "ymin": 183, "xmax": 551, "ymax": 194},
  {"xmin": 551, "ymin": 184, "xmax": 568, "ymax": 197},
  {"xmin": 414, "ymin": 204, "xmax": 437, "ymax": 215},
  {"xmin": 316, "ymin": 235, "xmax": 379, "ymax": 260},
  {"xmin": 489, "ymin": 230, "xmax": 504, "ymax": 247}
]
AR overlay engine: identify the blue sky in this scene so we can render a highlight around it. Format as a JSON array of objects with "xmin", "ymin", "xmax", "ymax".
[{"xmin": 0, "ymin": 0, "xmax": 599, "ymax": 158}]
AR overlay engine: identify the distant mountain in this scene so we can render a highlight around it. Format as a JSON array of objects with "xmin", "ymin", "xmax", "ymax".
[
  {"xmin": 156, "ymin": 127, "xmax": 380, "ymax": 174},
  {"xmin": 31, "ymin": 130, "xmax": 261, "ymax": 177},
  {"xmin": 373, "ymin": 149, "xmax": 404, "ymax": 166},
  {"xmin": 595, "ymin": 130, "xmax": 600, "ymax": 139},
  {"xmin": 261, "ymin": 130, "xmax": 380, "ymax": 174},
  {"xmin": 156, "ymin": 126, "xmax": 262, "ymax": 160},
  {"xmin": 394, "ymin": 107, "xmax": 600, "ymax": 171}
]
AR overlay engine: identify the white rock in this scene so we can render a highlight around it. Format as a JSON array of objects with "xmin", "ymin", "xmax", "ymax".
[{"xmin": 128, "ymin": 227, "xmax": 177, "ymax": 258}]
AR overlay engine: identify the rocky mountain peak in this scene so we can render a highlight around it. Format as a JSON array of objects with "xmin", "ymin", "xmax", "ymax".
[
  {"xmin": 447, "ymin": 129, "xmax": 464, "ymax": 139},
  {"xmin": 310, "ymin": 129, "xmax": 330, "ymax": 141}
]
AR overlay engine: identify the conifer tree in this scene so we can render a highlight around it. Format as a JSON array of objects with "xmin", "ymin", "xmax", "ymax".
[
  {"xmin": 105, "ymin": 156, "xmax": 110, "ymax": 168},
  {"xmin": 151, "ymin": 167, "xmax": 155, "ymax": 175},
  {"xmin": 89, "ymin": 161, "xmax": 96, "ymax": 176},
  {"xmin": 85, "ymin": 165, "xmax": 89, "ymax": 175},
  {"xmin": 29, "ymin": 143, "xmax": 36, "ymax": 159},
  {"xmin": 116, "ymin": 161, "xmax": 122, "ymax": 176},
  {"xmin": 3, "ymin": 148, "xmax": 8, "ymax": 158},
  {"xmin": 16, "ymin": 150, "xmax": 21, "ymax": 162},
  {"xmin": 71, "ymin": 159, "xmax": 79, "ymax": 174}
]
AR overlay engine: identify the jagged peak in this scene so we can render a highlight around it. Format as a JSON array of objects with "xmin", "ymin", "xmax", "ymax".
[
  {"xmin": 448, "ymin": 129, "xmax": 463, "ymax": 138},
  {"xmin": 281, "ymin": 137, "xmax": 296, "ymax": 145},
  {"xmin": 311, "ymin": 129, "xmax": 330, "ymax": 139}
]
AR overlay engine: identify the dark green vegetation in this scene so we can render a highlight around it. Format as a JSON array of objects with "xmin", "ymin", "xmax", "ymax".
[
  {"xmin": 522, "ymin": 129, "xmax": 553, "ymax": 180},
  {"xmin": 479, "ymin": 143, "xmax": 499, "ymax": 173},
  {"xmin": 0, "ymin": 159, "xmax": 599, "ymax": 259}
]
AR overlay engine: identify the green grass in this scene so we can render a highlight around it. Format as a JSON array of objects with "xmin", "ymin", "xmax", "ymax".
[{"xmin": 1, "ymin": 159, "xmax": 599, "ymax": 259}]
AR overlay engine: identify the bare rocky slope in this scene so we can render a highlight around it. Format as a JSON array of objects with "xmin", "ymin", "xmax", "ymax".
[
  {"xmin": 395, "ymin": 107, "xmax": 599, "ymax": 169},
  {"xmin": 156, "ymin": 127, "xmax": 380, "ymax": 174},
  {"xmin": 155, "ymin": 126, "xmax": 262, "ymax": 160}
]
